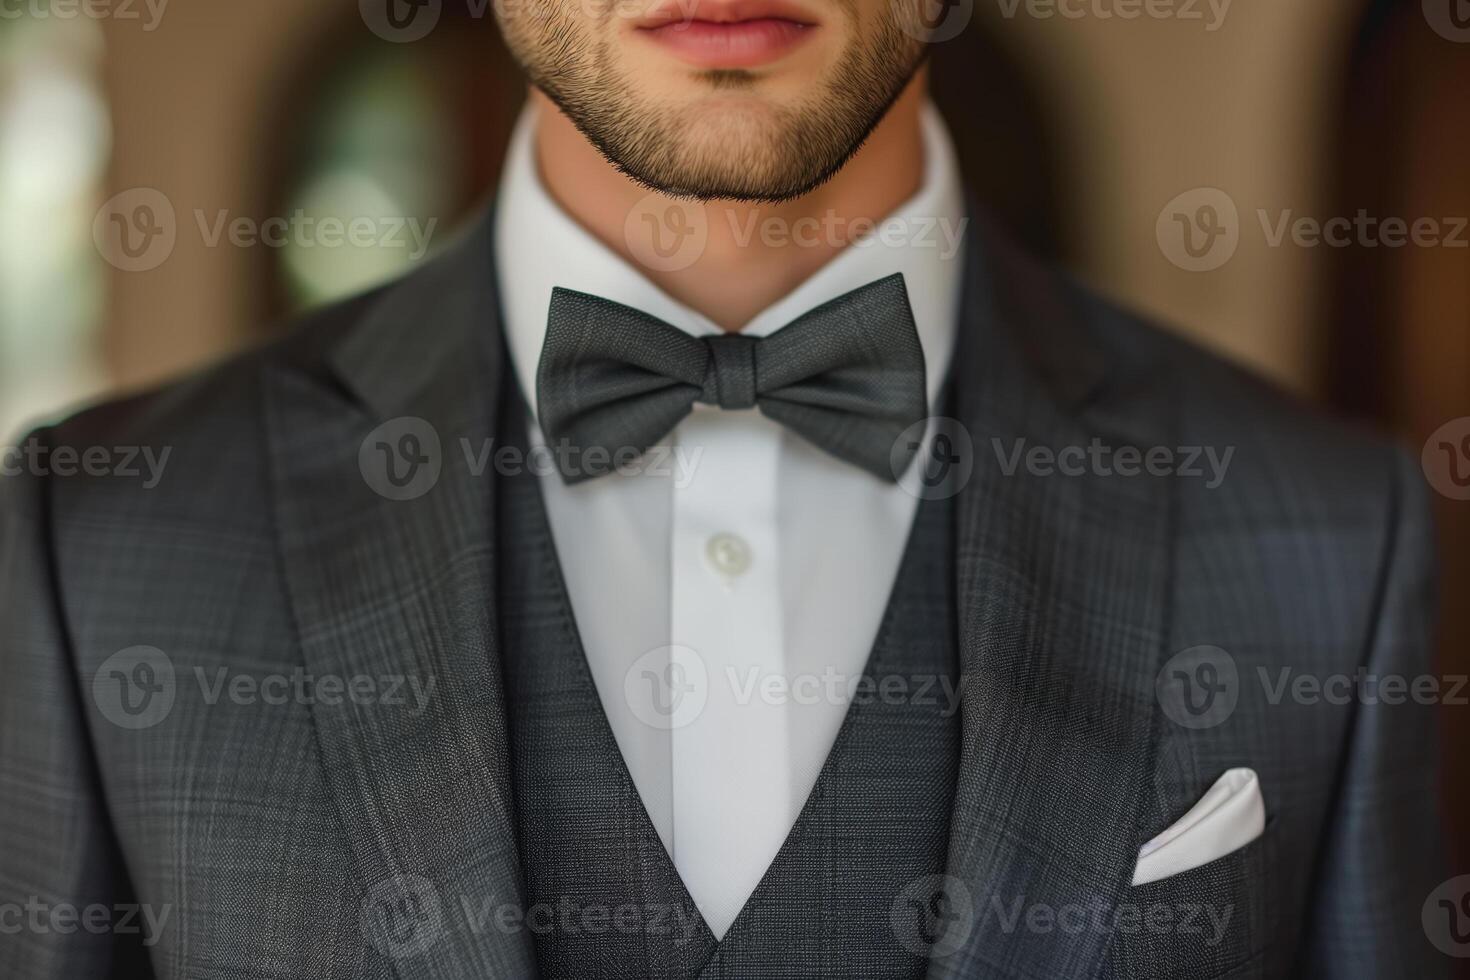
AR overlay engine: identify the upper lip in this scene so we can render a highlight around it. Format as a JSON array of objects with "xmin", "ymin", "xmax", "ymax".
[{"xmin": 633, "ymin": 0, "xmax": 819, "ymax": 28}]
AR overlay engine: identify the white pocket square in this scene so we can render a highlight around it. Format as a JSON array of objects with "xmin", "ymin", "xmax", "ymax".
[{"xmin": 1131, "ymin": 768, "xmax": 1265, "ymax": 886}]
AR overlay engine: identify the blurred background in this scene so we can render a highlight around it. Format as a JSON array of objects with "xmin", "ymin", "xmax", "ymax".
[{"xmin": 1, "ymin": 0, "xmax": 1466, "ymax": 879}]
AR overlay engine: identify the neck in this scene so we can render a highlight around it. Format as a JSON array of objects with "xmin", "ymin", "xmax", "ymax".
[{"xmin": 531, "ymin": 78, "xmax": 928, "ymax": 332}]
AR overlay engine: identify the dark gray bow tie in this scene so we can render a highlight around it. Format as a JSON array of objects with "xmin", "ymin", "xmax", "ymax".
[{"xmin": 535, "ymin": 273, "xmax": 928, "ymax": 484}]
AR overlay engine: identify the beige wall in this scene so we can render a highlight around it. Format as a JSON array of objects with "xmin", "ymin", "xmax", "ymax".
[
  {"xmin": 980, "ymin": 0, "xmax": 1365, "ymax": 394},
  {"xmin": 101, "ymin": 0, "xmax": 1368, "ymax": 395},
  {"xmin": 100, "ymin": 0, "xmax": 347, "ymax": 391}
]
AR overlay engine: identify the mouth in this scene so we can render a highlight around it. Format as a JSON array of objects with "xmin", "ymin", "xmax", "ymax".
[{"xmin": 633, "ymin": 0, "xmax": 819, "ymax": 70}]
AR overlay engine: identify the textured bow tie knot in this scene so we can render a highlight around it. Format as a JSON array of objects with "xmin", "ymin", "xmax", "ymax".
[
  {"xmin": 700, "ymin": 335, "xmax": 759, "ymax": 410},
  {"xmin": 537, "ymin": 274, "xmax": 927, "ymax": 483}
]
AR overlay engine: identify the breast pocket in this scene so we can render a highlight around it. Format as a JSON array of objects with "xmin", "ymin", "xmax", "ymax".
[{"xmin": 1100, "ymin": 819, "xmax": 1272, "ymax": 980}]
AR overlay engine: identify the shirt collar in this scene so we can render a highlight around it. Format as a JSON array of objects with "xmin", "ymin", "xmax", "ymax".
[{"xmin": 495, "ymin": 101, "xmax": 967, "ymax": 423}]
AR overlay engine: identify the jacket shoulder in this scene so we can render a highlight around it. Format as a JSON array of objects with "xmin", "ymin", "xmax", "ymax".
[
  {"xmin": 40, "ymin": 287, "xmax": 382, "ymax": 453},
  {"xmin": 15, "ymin": 286, "xmax": 385, "ymax": 539},
  {"xmin": 1066, "ymin": 273, "xmax": 1414, "ymax": 525}
]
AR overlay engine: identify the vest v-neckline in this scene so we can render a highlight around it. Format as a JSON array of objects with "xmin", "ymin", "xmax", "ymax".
[{"xmin": 497, "ymin": 392, "xmax": 961, "ymax": 979}]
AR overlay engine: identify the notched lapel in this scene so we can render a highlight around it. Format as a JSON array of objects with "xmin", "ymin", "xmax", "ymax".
[
  {"xmin": 265, "ymin": 212, "xmax": 537, "ymax": 979},
  {"xmin": 928, "ymin": 225, "xmax": 1175, "ymax": 980}
]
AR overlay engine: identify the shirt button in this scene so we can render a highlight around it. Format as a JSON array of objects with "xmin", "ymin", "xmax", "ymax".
[{"xmin": 706, "ymin": 532, "xmax": 752, "ymax": 577}]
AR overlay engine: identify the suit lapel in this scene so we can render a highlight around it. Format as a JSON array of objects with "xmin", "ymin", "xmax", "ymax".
[
  {"xmin": 265, "ymin": 212, "xmax": 536, "ymax": 978},
  {"xmin": 929, "ymin": 224, "xmax": 1176, "ymax": 979}
]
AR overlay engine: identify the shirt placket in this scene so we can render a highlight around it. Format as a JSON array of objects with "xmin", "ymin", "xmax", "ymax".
[{"xmin": 667, "ymin": 407, "xmax": 788, "ymax": 938}]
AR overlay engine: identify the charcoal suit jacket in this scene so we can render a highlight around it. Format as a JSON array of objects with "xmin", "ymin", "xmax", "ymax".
[{"xmin": 0, "ymin": 208, "xmax": 1450, "ymax": 978}]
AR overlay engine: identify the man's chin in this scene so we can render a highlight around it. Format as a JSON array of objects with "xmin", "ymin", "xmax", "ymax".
[
  {"xmin": 615, "ymin": 106, "xmax": 826, "ymax": 203},
  {"xmin": 676, "ymin": 95, "xmax": 790, "ymax": 136}
]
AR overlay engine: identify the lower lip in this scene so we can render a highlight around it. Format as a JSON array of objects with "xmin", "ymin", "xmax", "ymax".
[{"xmin": 637, "ymin": 18, "xmax": 815, "ymax": 69}]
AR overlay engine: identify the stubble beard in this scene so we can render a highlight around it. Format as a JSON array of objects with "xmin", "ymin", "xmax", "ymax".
[{"xmin": 504, "ymin": 7, "xmax": 928, "ymax": 203}]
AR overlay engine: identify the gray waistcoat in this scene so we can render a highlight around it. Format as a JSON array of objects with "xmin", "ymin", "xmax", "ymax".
[{"xmin": 496, "ymin": 393, "xmax": 961, "ymax": 980}]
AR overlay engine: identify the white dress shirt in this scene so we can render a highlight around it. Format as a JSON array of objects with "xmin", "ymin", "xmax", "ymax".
[{"xmin": 495, "ymin": 103, "xmax": 966, "ymax": 938}]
